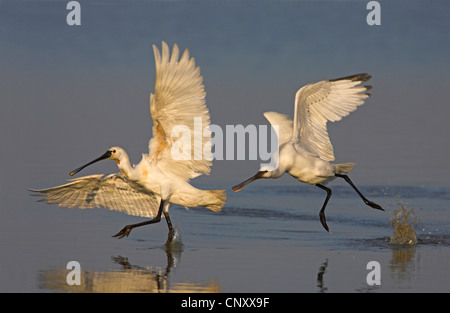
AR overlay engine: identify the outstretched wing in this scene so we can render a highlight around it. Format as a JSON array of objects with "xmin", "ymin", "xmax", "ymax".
[
  {"xmin": 263, "ymin": 111, "xmax": 294, "ymax": 148},
  {"xmin": 30, "ymin": 174, "xmax": 161, "ymax": 218},
  {"xmin": 293, "ymin": 73, "xmax": 372, "ymax": 161},
  {"xmin": 148, "ymin": 41, "xmax": 212, "ymax": 181}
]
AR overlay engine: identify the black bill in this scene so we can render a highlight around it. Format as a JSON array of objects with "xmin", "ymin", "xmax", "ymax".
[
  {"xmin": 69, "ymin": 150, "xmax": 112, "ymax": 176},
  {"xmin": 232, "ymin": 171, "xmax": 266, "ymax": 192}
]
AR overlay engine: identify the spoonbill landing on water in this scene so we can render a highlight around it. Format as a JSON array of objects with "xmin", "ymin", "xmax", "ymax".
[
  {"xmin": 31, "ymin": 42, "xmax": 226, "ymax": 243},
  {"xmin": 232, "ymin": 73, "xmax": 383, "ymax": 232}
]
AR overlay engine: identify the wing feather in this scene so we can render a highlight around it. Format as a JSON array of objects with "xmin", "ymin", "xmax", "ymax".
[
  {"xmin": 263, "ymin": 111, "xmax": 294, "ymax": 148},
  {"xmin": 30, "ymin": 174, "xmax": 161, "ymax": 218},
  {"xmin": 148, "ymin": 42, "xmax": 212, "ymax": 181},
  {"xmin": 292, "ymin": 73, "xmax": 372, "ymax": 161}
]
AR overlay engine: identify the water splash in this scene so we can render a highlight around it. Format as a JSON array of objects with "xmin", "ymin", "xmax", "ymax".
[
  {"xmin": 165, "ymin": 225, "xmax": 183, "ymax": 249},
  {"xmin": 390, "ymin": 204, "xmax": 419, "ymax": 245}
]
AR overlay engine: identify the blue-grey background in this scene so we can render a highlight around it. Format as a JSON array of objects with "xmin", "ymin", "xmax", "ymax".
[
  {"xmin": 0, "ymin": 0, "xmax": 449, "ymax": 293},
  {"xmin": 1, "ymin": 0, "xmax": 449, "ymax": 189}
]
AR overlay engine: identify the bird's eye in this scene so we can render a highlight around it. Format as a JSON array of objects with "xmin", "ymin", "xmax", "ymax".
[{"xmin": 113, "ymin": 150, "xmax": 116, "ymax": 153}]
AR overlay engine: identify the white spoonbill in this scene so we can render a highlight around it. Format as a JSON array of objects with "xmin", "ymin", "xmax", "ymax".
[
  {"xmin": 31, "ymin": 42, "xmax": 226, "ymax": 243},
  {"xmin": 232, "ymin": 73, "xmax": 383, "ymax": 231}
]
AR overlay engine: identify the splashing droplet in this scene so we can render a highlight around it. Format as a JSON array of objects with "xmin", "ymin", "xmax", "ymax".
[
  {"xmin": 165, "ymin": 225, "xmax": 183, "ymax": 249},
  {"xmin": 390, "ymin": 204, "xmax": 418, "ymax": 245}
]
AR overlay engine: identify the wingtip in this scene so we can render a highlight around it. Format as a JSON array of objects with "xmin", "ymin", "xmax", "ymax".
[
  {"xmin": 359, "ymin": 74, "xmax": 372, "ymax": 83},
  {"xmin": 329, "ymin": 73, "xmax": 371, "ymax": 83}
]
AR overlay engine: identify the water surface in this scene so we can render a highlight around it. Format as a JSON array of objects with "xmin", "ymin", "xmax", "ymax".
[{"xmin": 1, "ymin": 183, "xmax": 449, "ymax": 293}]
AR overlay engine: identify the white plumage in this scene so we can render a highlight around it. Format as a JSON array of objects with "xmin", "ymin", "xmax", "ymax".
[
  {"xmin": 293, "ymin": 73, "xmax": 371, "ymax": 162},
  {"xmin": 148, "ymin": 42, "xmax": 212, "ymax": 180},
  {"xmin": 32, "ymin": 174, "xmax": 161, "ymax": 217},
  {"xmin": 233, "ymin": 73, "xmax": 383, "ymax": 231},
  {"xmin": 31, "ymin": 42, "xmax": 226, "ymax": 243}
]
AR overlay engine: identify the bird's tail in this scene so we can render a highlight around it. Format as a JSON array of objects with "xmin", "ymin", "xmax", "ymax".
[
  {"xmin": 335, "ymin": 162, "xmax": 356, "ymax": 174},
  {"xmin": 200, "ymin": 189, "xmax": 227, "ymax": 212}
]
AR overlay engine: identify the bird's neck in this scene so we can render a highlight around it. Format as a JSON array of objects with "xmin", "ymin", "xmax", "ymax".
[
  {"xmin": 116, "ymin": 153, "xmax": 133, "ymax": 179},
  {"xmin": 269, "ymin": 169, "xmax": 284, "ymax": 179}
]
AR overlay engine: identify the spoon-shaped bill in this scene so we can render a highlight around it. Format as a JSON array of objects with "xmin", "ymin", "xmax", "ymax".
[
  {"xmin": 69, "ymin": 150, "xmax": 112, "ymax": 176},
  {"xmin": 232, "ymin": 171, "xmax": 265, "ymax": 192}
]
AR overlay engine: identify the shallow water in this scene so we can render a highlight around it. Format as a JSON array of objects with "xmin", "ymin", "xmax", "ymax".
[{"xmin": 1, "ymin": 183, "xmax": 449, "ymax": 293}]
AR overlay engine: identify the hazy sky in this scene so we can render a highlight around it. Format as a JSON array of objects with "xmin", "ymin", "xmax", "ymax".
[{"xmin": 1, "ymin": 0, "xmax": 449, "ymax": 203}]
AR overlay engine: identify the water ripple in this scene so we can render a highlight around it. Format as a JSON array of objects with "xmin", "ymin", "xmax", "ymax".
[{"xmin": 242, "ymin": 184, "xmax": 450, "ymax": 200}]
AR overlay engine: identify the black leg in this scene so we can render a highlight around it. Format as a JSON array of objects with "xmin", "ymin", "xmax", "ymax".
[
  {"xmin": 316, "ymin": 184, "xmax": 332, "ymax": 232},
  {"xmin": 164, "ymin": 211, "xmax": 174, "ymax": 244},
  {"xmin": 113, "ymin": 199, "xmax": 165, "ymax": 239},
  {"xmin": 335, "ymin": 174, "xmax": 384, "ymax": 211}
]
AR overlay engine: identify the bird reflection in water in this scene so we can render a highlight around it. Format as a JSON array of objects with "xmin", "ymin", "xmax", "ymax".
[
  {"xmin": 39, "ymin": 245, "xmax": 221, "ymax": 293},
  {"xmin": 316, "ymin": 259, "xmax": 328, "ymax": 293}
]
